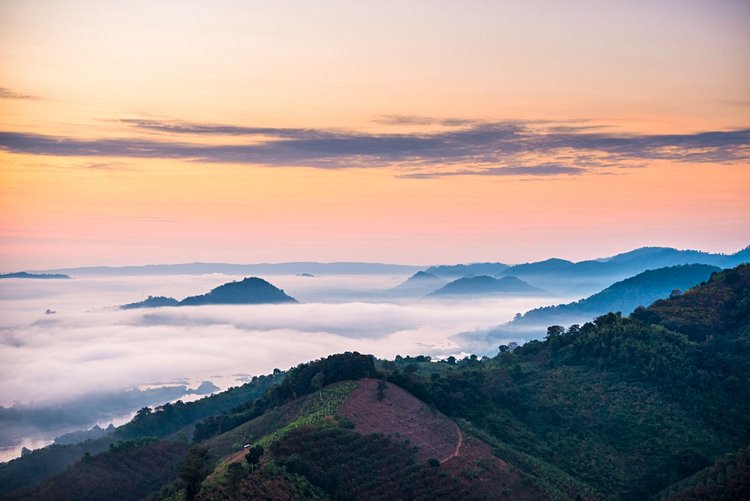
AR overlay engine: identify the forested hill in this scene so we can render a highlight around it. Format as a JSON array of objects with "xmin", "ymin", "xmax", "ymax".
[
  {"xmin": 514, "ymin": 263, "xmax": 720, "ymax": 326},
  {"xmin": 121, "ymin": 277, "xmax": 297, "ymax": 309},
  {"xmin": 3, "ymin": 265, "xmax": 749, "ymax": 500}
]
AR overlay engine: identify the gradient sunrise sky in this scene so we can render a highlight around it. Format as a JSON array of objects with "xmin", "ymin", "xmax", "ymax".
[{"xmin": 1, "ymin": 0, "xmax": 748, "ymax": 270}]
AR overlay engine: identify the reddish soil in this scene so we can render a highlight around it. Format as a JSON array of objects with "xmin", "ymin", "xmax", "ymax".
[
  {"xmin": 341, "ymin": 378, "xmax": 460, "ymax": 463},
  {"xmin": 439, "ymin": 435, "xmax": 539, "ymax": 499},
  {"xmin": 342, "ymin": 379, "xmax": 549, "ymax": 500}
]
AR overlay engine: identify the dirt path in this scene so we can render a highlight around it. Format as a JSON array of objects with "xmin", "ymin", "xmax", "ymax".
[{"xmin": 440, "ymin": 423, "xmax": 462, "ymax": 463}]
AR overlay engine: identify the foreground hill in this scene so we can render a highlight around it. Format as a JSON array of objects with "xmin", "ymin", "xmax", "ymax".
[
  {"xmin": 121, "ymin": 277, "xmax": 297, "ymax": 309},
  {"xmin": 4, "ymin": 265, "xmax": 749, "ymax": 500},
  {"xmin": 429, "ymin": 275, "xmax": 548, "ymax": 297}
]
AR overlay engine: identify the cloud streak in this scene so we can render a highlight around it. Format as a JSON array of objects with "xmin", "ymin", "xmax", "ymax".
[
  {"xmin": 1, "ymin": 119, "xmax": 748, "ymax": 176},
  {"xmin": 0, "ymin": 87, "xmax": 38, "ymax": 100}
]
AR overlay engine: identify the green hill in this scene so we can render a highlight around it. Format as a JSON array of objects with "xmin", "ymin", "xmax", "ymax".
[{"xmin": 516, "ymin": 263, "xmax": 720, "ymax": 326}]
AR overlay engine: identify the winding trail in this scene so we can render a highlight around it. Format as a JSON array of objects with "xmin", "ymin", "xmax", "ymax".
[{"xmin": 440, "ymin": 423, "xmax": 462, "ymax": 463}]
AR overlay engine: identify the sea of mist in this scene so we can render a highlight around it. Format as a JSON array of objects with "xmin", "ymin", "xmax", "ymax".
[{"xmin": 0, "ymin": 272, "xmax": 575, "ymax": 460}]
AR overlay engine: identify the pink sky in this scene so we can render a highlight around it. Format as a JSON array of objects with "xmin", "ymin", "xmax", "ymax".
[{"xmin": 1, "ymin": 1, "xmax": 748, "ymax": 269}]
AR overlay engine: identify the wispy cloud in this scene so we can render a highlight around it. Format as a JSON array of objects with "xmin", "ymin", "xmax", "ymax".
[
  {"xmin": 0, "ymin": 87, "xmax": 38, "ymax": 100},
  {"xmin": 372, "ymin": 115, "xmax": 480, "ymax": 127},
  {"xmin": 1, "ymin": 119, "xmax": 748, "ymax": 177},
  {"xmin": 400, "ymin": 164, "xmax": 586, "ymax": 179}
]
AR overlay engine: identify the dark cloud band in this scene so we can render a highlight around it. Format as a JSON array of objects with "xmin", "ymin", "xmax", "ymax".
[{"xmin": 0, "ymin": 119, "xmax": 747, "ymax": 177}]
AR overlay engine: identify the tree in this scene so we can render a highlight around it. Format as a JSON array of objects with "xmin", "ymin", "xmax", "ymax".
[
  {"xmin": 546, "ymin": 325, "xmax": 565, "ymax": 339},
  {"xmin": 226, "ymin": 462, "xmax": 245, "ymax": 493},
  {"xmin": 376, "ymin": 380, "xmax": 388, "ymax": 400},
  {"xmin": 245, "ymin": 445, "xmax": 264, "ymax": 471},
  {"xmin": 133, "ymin": 406, "xmax": 152, "ymax": 420},
  {"xmin": 311, "ymin": 372, "xmax": 325, "ymax": 403},
  {"xmin": 179, "ymin": 446, "xmax": 211, "ymax": 501}
]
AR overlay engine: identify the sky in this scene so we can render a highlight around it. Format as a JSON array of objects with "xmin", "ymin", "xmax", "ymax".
[{"xmin": 1, "ymin": 0, "xmax": 749, "ymax": 269}]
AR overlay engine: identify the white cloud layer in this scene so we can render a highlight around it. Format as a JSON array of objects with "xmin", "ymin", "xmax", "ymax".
[{"xmin": 0, "ymin": 274, "xmax": 568, "ymax": 457}]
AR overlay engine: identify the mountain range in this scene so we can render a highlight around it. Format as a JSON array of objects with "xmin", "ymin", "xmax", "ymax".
[
  {"xmin": 457, "ymin": 263, "xmax": 722, "ymax": 350},
  {"xmin": 422, "ymin": 245, "xmax": 749, "ymax": 295},
  {"xmin": 32, "ymin": 262, "xmax": 423, "ymax": 277}
]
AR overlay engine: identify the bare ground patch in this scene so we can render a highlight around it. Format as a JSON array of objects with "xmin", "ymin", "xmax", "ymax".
[{"xmin": 341, "ymin": 378, "xmax": 459, "ymax": 463}]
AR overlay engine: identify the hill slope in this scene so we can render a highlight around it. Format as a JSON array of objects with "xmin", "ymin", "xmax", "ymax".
[
  {"xmin": 518, "ymin": 263, "xmax": 720, "ymax": 326},
  {"xmin": 180, "ymin": 277, "xmax": 297, "ymax": 305},
  {"xmin": 389, "ymin": 271, "xmax": 446, "ymax": 295},
  {"xmin": 429, "ymin": 275, "xmax": 548, "ymax": 297},
  {"xmin": 121, "ymin": 277, "xmax": 297, "ymax": 309}
]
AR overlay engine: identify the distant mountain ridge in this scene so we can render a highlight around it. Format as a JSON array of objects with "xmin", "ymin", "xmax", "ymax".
[
  {"xmin": 429, "ymin": 275, "xmax": 548, "ymax": 297},
  {"xmin": 0, "ymin": 272, "xmax": 70, "ymax": 280},
  {"xmin": 423, "ymin": 245, "xmax": 749, "ymax": 295},
  {"xmin": 121, "ymin": 277, "xmax": 298, "ymax": 309},
  {"xmin": 389, "ymin": 271, "xmax": 447, "ymax": 295},
  {"xmin": 34, "ymin": 262, "xmax": 423, "ymax": 277},
  {"xmin": 500, "ymin": 246, "xmax": 748, "ymax": 280},
  {"xmin": 425, "ymin": 262, "xmax": 509, "ymax": 277}
]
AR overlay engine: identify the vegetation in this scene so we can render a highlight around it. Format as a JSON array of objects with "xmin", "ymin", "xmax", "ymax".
[
  {"xmin": 657, "ymin": 445, "xmax": 750, "ymax": 500},
  {"xmin": 180, "ymin": 277, "xmax": 298, "ymax": 305},
  {"xmin": 5, "ymin": 438, "xmax": 187, "ymax": 500},
  {"xmin": 193, "ymin": 352, "xmax": 374, "ymax": 442},
  {"xmin": 515, "ymin": 263, "xmax": 720, "ymax": 325},
  {"xmin": 272, "ymin": 426, "xmax": 476, "ymax": 500},
  {"xmin": 0, "ymin": 371, "xmax": 282, "ymax": 496}
]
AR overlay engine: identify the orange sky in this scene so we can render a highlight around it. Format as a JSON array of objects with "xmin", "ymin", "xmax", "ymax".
[{"xmin": 1, "ymin": 1, "xmax": 749, "ymax": 269}]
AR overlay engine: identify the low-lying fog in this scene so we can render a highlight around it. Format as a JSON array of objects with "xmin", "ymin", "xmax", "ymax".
[{"xmin": 0, "ymin": 273, "xmax": 574, "ymax": 461}]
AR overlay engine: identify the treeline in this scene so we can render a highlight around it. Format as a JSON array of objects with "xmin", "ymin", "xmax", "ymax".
[
  {"xmin": 194, "ymin": 352, "xmax": 376, "ymax": 442},
  {"xmin": 5, "ymin": 438, "xmax": 187, "ymax": 501},
  {"xmin": 659, "ymin": 445, "xmax": 750, "ymax": 500}
]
